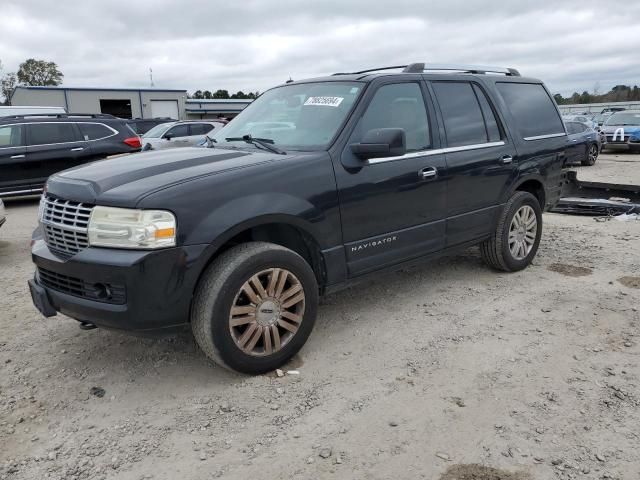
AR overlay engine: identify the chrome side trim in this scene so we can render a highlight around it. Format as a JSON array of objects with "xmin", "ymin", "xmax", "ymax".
[
  {"xmin": 523, "ymin": 132, "xmax": 566, "ymax": 141},
  {"xmin": 0, "ymin": 188, "xmax": 44, "ymax": 197},
  {"xmin": 367, "ymin": 141, "xmax": 506, "ymax": 164}
]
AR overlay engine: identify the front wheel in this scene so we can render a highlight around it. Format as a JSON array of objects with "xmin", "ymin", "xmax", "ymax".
[
  {"xmin": 480, "ymin": 191, "xmax": 543, "ymax": 272},
  {"xmin": 191, "ymin": 242, "xmax": 318, "ymax": 374},
  {"xmin": 581, "ymin": 143, "xmax": 598, "ymax": 166}
]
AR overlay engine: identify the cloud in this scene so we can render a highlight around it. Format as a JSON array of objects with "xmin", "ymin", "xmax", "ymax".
[{"xmin": 0, "ymin": 0, "xmax": 638, "ymax": 96}]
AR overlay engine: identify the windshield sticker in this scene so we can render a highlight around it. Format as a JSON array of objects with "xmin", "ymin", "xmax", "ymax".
[{"xmin": 304, "ymin": 96, "xmax": 344, "ymax": 107}]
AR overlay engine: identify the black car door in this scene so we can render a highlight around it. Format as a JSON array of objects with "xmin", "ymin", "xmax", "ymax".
[
  {"xmin": 25, "ymin": 122, "xmax": 90, "ymax": 184},
  {"xmin": 335, "ymin": 80, "xmax": 447, "ymax": 276},
  {"xmin": 565, "ymin": 122, "xmax": 583, "ymax": 164},
  {"xmin": 0, "ymin": 123, "xmax": 30, "ymax": 195},
  {"xmin": 429, "ymin": 80, "xmax": 517, "ymax": 246}
]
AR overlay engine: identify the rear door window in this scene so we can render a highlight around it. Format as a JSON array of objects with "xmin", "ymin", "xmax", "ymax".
[
  {"xmin": 166, "ymin": 124, "xmax": 189, "ymax": 137},
  {"xmin": 0, "ymin": 124, "xmax": 24, "ymax": 147},
  {"xmin": 472, "ymin": 84, "xmax": 502, "ymax": 142},
  {"xmin": 432, "ymin": 82, "xmax": 488, "ymax": 147},
  {"xmin": 190, "ymin": 123, "xmax": 214, "ymax": 136},
  {"xmin": 78, "ymin": 123, "xmax": 115, "ymax": 141},
  {"xmin": 27, "ymin": 123, "xmax": 79, "ymax": 146},
  {"xmin": 496, "ymin": 83, "xmax": 565, "ymax": 140}
]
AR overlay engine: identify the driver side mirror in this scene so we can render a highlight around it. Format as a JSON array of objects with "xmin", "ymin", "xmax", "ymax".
[
  {"xmin": 163, "ymin": 133, "xmax": 173, "ymax": 140},
  {"xmin": 350, "ymin": 128, "xmax": 406, "ymax": 160}
]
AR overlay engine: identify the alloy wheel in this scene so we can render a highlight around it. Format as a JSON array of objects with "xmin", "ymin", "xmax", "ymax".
[
  {"xmin": 588, "ymin": 145, "xmax": 598, "ymax": 164},
  {"xmin": 229, "ymin": 268, "xmax": 305, "ymax": 356},
  {"xmin": 508, "ymin": 205, "xmax": 537, "ymax": 260}
]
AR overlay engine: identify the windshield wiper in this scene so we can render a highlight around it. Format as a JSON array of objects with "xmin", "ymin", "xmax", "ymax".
[{"xmin": 224, "ymin": 134, "xmax": 286, "ymax": 154}]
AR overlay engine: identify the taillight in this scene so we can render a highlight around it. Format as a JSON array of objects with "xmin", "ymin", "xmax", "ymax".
[{"xmin": 124, "ymin": 137, "xmax": 142, "ymax": 149}]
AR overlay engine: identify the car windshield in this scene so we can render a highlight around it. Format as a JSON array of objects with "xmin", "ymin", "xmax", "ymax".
[
  {"xmin": 143, "ymin": 122, "xmax": 174, "ymax": 138},
  {"xmin": 212, "ymin": 82, "xmax": 363, "ymax": 150},
  {"xmin": 604, "ymin": 112, "xmax": 640, "ymax": 126}
]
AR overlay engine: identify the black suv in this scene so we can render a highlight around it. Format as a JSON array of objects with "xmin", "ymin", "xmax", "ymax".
[
  {"xmin": 29, "ymin": 63, "xmax": 567, "ymax": 374},
  {"xmin": 0, "ymin": 114, "xmax": 141, "ymax": 197}
]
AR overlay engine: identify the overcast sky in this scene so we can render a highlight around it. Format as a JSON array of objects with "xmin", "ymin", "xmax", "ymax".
[{"xmin": 1, "ymin": 0, "xmax": 638, "ymax": 96}]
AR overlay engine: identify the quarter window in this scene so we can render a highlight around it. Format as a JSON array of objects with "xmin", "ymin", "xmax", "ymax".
[
  {"xmin": 0, "ymin": 125, "xmax": 24, "ymax": 147},
  {"xmin": 432, "ymin": 82, "xmax": 488, "ymax": 147},
  {"xmin": 355, "ymin": 83, "xmax": 431, "ymax": 152},
  {"xmin": 28, "ymin": 123, "xmax": 78, "ymax": 146},
  {"xmin": 78, "ymin": 123, "xmax": 114, "ymax": 141},
  {"xmin": 496, "ymin": 83, "xmax": 565, "ymax": 139}
]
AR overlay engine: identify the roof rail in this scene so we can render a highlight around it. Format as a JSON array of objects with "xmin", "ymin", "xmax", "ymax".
[
  {"xmin": 403, "ymin": 63, "xmax": 521, "ymax": 76},
  {"xmin": 0, "ymin": 112, "xmax": 118, "ymax": 120},
  {"xmin": 332, "ymin": 63, "xmax": 521, "ymax": 77}
]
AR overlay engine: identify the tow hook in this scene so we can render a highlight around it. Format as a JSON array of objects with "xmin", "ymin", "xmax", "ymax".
[{"xmin": 79, "ymin": 321, "xmax": 97, "ymax": 330}]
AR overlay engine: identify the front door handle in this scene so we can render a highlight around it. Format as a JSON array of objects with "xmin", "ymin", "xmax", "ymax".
[
  {"xmin": 419, "ymin": 166, "xmax": 437, "ymax": 180},
  {"xmin": 500, "ymin": 155, "xmax": 513, "ymax": 164},
  {"xmin": 70, "ymin": 147, "xmax": 84, "ymax": 152},
  {"xmin": 10, "ymin": 154, "xmax": 26, "ymax": 159}
]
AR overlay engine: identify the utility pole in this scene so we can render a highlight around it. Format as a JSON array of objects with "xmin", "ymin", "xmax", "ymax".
[{"xmin": 149, "ymin": 68, "xmax": 155, "ymax": 88}]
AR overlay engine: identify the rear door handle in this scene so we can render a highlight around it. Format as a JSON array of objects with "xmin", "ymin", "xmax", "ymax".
[
  {"xmin": 419, "ymin": 166, "xmax": 437, "ymax": 180},
  {"xmin": 70, "ymin": 147, "xmax": 84, "ymax": 152},
  {"xmin": 500, "ymin": 155, "xmax": 513, "ymax": 164},
  {"xmin": 10, "ymin": 154, "xmax": 25, "ymax": 159}
]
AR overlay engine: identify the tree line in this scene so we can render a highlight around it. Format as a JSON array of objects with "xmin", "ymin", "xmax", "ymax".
[
  {"xmin": 1, "ymin": 58, "xmax": 64, "ymax": 104},
  {"xmin": 554, "ymin": 84, "xmax": 640, "ymax": 105},
  {"xmin": 190, "ymin": 89, "xmax": 259, "ymax": 100}
]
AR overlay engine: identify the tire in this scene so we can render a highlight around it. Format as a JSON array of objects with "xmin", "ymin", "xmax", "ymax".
[
  {"xmin": 581, "ymin": 143, "xmax": 598, "ymax": 166},
  {"xmin": 480, "ymin": 191, "xmax": 543, "ymax": 272},
  {"xmin": 191, "ymin": 242, "xmax": 318, "ymax": 374}
]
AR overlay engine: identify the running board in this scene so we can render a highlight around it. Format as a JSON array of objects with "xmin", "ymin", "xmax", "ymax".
[{"xmin": 551, "ymin": 171, "xmax": 640, "ymax": 216}]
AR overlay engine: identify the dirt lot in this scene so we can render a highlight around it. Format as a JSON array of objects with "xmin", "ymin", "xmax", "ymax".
[{"xmin": 1, "ymin": 152, "xmax": 639, "ymax": 480}]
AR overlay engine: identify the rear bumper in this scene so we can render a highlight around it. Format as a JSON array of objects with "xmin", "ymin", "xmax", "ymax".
[{"xmin": 30, "ymin": 239, "xmax": 209, "ymax": 332}]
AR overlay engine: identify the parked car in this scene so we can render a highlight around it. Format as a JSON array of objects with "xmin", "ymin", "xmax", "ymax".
[
  {"xmin": 141, "ymin": 120, "xmax": 227, "ymax": 150},
  {"xmin": 564, "ymin": 121, "xmax": 600, "ymax": 165},
  {"xmin": 126, "ymin": 117, "xmax": 177, "ymax": 135},
  {"xmin": 0, "ymin": 106, "xmax": 66, "ymax": 117},
  {"xmin": 0, "ymin": 199, "xmax": 5, "ymax": 229},
  {"xmin": 563, "ymin": 114, "xmax": 596, "ymax": 129},
  {"xmin": 29, "ymin": 62, "xmax": 567, "ymax": 374},
  {"xmin": 601, "ymin": 111, "xmax": 640, "ymax": 152},
  {"xmin": 0, "ymin": 113, "xmax": 141, "ymax": 198}
]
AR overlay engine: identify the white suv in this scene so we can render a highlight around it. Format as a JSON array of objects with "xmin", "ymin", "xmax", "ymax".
[{"xmin": 141, "ymin": 120, "xmax": 227, "ymax": 150}]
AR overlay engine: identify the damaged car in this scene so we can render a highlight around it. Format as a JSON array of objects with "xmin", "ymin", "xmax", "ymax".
[{"xmin": 602, "ymin": 111, "xmax": 640, "ymax": 152}]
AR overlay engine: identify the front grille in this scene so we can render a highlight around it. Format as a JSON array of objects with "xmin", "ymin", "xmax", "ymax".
[
  {"xmin": 38, "ymin": 267, "xmax": 126, "ymax": 304},
  {"xmin": 41, "ymin": 195, "xmax": 93, "ymax": 258}
]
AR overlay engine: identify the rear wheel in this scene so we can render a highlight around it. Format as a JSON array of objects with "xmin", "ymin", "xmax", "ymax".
[
  {"xmin": 191, "ymin": 242, "xmax": 318, "ymax": 374},
  {"xmin": 480, "ymin": 191, "xmax": 542, "ymax": 272},
  {"xmin": 581, "ymin": 143, "xmax": 598, "ymax": 166}
]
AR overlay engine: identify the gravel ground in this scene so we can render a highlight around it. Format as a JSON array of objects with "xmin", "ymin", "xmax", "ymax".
[{"xmin": 1, "ymin": 153, "xmax": 639, "ymax": 480}]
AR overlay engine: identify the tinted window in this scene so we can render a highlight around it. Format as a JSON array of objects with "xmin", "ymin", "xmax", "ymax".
[
  {"xmin": 355, "ymin": 83, "xmax": 430, "ymax": 151},
  {"xmin": 190, "ymin": 123, "xmax": 214, "ymax": 136},
  {"xmin": 565, "ymin": 122, "xmax": 577, "ymax": 135},
  {"xmin": 433, "ymin": 82, "xmax": 487, "ymax": 147},
  {"xmin": 473, "ymin": 84, "xmax": 502, "ymax": 142},
  {"xmin": 78, "ymin": 123, "xmax": 115, "ymax": 140},
  {"xmin": 166, "ymin": 124, "xmax": 189, "ymax": 137},
  {"xmin": 0, "ymin": 125, "xmax": 24, "ymax": 147},
  {"xmin": 496, "ymin": 83, "xmax": 565, "ymax": 139},
  {"xmin": 28, "ymin": 123, "xmax": 78, "ymax": 145}
]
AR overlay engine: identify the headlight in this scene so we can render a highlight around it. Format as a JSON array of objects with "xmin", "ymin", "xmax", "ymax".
[{"xmin": 88, "ymin": 206, "xmax": 176, "ymax": 249}]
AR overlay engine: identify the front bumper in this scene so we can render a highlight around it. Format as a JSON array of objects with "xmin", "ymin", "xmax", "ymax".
[{"xmin": 30, "ymin": 239, "xmax": 209, "ymax": 332}]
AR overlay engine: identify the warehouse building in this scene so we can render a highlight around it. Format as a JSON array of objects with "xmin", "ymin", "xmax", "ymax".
[
  {"xmin": 11, "ymin": 86, "xmax": 188, "ymax": 119},
  {"xmin": 10, "ymin": 86, "xmax": 253, "ymax": 120}
]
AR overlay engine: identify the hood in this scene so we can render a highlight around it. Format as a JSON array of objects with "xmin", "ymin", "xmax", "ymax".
[{"xmin": 46, "ymin": 147, "xmax": 297, "ymax": 207}]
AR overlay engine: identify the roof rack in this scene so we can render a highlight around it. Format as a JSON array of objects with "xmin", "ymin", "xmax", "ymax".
[
  {"xmin": 0, "ymin": 113, "xmax": 117, "ymax": 120},
  {"xmin": 333, "ymin": 63, "xmax": 521, "ymax": 77}
]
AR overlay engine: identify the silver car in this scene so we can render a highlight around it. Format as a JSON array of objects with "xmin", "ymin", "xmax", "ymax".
[{"xmin": 141, "ymin": 120, "xmax": 227, "ymax": 151}]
